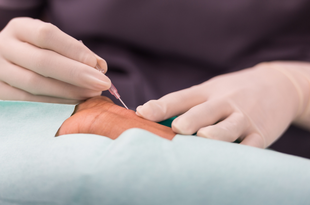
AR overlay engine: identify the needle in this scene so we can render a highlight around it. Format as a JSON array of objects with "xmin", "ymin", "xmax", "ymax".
[
  {"xmin": 95, "ymin": 65, "xmax": 129, "ymax": 110},
  {"xmin": 79, "ymin": 40, "xmax": 128, "ymax": 109},
  {"xmin": 108, "ymin": 83, "xmax": 129, "ymax": 109}
]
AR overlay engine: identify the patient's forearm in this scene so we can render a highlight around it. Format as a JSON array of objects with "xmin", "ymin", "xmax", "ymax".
[{"xmin": 57, "ymin": 96, "xmax": 176, "ymax": 140}]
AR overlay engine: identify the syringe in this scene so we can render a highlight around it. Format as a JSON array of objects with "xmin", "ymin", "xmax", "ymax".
[
  {"xmin": 108, "ymin": 83, "xmax": 129, "ymax": 109},
  {"xmin": 79, "ymin": 40, "xmax": 128, "ymax": 109},
  {"xmin": 95, "ymin": 64, "xmax": 129, "ymax": 109}
]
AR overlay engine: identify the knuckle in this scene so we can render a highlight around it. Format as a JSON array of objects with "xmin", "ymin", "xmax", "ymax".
[
  {"xmin": 6, "ymin": 17, "xmax": 31, "ymax": 32},
  {"xmin": 35, "ymin": 23, "xmax": 57, "ymax": 46},
  {"xmin": 7, "ymin": 17, "xmax": 21, "ymax": 28}
]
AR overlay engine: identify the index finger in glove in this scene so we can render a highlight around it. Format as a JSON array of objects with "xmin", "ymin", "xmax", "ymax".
[
  {"xmin": 3, "ymin": 39, "xmax": 110, "ymax": 91},
  {"xmin": 7, "ymin": 17, "xmax": 104, "ymax": 69},
  {"xmin": 136, "ymin": 85, "xmax": 208, "ymax": 122},
  {"xmin": 172, "ymin": 99, "xmax": 233, "ymax": 135}
]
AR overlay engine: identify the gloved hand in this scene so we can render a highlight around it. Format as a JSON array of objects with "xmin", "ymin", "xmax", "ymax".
[
  {"xmin": 136, "ymin": 61, "xmax": 310, "ymax": 148},
  {"xmin": 0, "ymin": 17, "xmax": 111, "ymax": 103}
]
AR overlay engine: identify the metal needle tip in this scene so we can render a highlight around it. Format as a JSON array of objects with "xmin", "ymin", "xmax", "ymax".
[{"xmin": 118, "ymin": 98, "xmax": 129, "ymax": 109}]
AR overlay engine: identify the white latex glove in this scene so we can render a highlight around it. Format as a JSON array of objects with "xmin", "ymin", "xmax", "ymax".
[
  {"xmin": 136, "ymin": 61, "xmax": 310, "ymax": 148},
  {"xmin": 0, "ymin": 17, "xmax": 111, "ymax": 104}
]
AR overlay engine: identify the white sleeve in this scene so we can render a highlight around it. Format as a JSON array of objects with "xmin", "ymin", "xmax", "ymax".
[{"xmin": 0, "ymin": 0, "xmax": 42, "ymax": 9}]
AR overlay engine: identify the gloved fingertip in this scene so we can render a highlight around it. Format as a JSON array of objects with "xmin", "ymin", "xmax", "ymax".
[
  {"xmin": 171, "ymin": 117, "xmax": 193, "ymax": 135},
  {"xmin": 96, "ymin": 57, "xmax": 108, "ymax": 73},
  {"xmin": 135, "ymin": 100, "xmax": 165, "ymax": 121},
  {"xmin": 135, "ymin": 105, "xmax": 143, "ymax": 117},
  {"xmin": 196, "ymin": 131, "xmax": 209, "ymax": 139},
  {"xmin": 85, "ymin": 74, "xmax": 111, "ymax": 91},
  {"xmin": 240, "ymin": 133, "xmax": 265, "ymax": 148},
  {"xmin": 196, "ymin": 127, "xmax": 215, "ymax": 139}
]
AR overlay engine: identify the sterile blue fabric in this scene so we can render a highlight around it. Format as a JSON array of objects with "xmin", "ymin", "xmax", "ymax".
[{"xmin": 1, "ymin": 101, "xmax": 310, "ymax": 205}]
